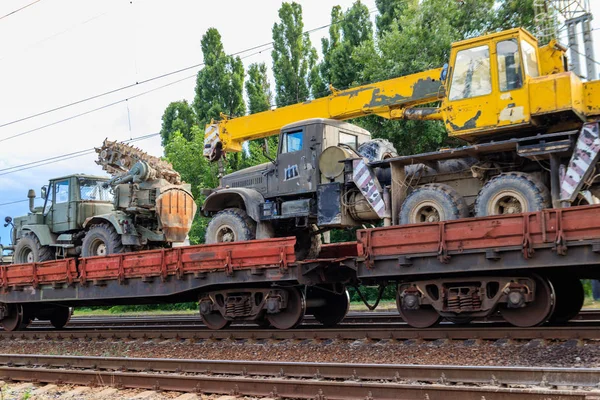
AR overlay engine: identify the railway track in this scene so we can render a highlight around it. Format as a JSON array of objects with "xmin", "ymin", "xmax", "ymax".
[
  {"xmin": 26, "ymin": 309, "xmax": 600, "ymax": 330},
  {"xmin": 0, "ymin": 354, "xmax": 597, "ymax": 399},
  {"xmin": 4, "ymin": 323, "xmax": 600, "ymax": 341}
]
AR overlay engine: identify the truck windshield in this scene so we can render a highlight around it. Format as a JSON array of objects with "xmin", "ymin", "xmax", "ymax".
[
  {"xmin": 449, "ymin": 45, "xmax": 491, "ymax": 101},
  {"xmin": 80, "ymin": 179, "xmax": 113, "ymax": 201}
]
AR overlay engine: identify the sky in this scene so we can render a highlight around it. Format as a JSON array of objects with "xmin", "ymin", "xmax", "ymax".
[{"xmin": 0, "ymin": 0, "xmax": 598, "ymax": 246}]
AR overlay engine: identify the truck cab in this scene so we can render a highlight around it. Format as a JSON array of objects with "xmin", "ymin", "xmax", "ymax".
[
  {"xmin": 10, "ymin": 174, "xmax": 113, "ymax": 263},
  {"xmin": 443, "ymin": 27, "xmax": 593, "ymax": 141}
]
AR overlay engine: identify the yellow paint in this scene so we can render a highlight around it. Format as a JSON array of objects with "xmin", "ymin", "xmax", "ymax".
[{"xmin": 205, "ymin": 27, "xmax": 600, "ymax": 157}]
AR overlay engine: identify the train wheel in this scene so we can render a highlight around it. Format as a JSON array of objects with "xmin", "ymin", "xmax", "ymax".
[
  {"xmin": 396, "ymin": 291, "xmax": 441, "ymax": 328},
  {"xmin": 1, "ymin": 304, "xmax": 25, "ymax": 332},
  {"xmin": 549, "ymin": 276, "xmax": 584, "ymax": 323},
  {"xmin": 499, "ymin": 275, "xmax": 555, "ymax": 327},
  {"xmin": 201, "ymin": 311, "xmax": 231, "ymax": 330},
  {"xmin": 267, "ymin": 287, "xmax": 305, "ymax": 330},
  {"xmin": 311, "ymin": 290, "xmax": 350, "ymax": 327},
  {"xmin": 50, "ymin": 307, "xmax": 72, "ymax": 329}
]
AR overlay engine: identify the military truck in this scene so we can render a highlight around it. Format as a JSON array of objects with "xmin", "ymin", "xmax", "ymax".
[
  {"xmin": 6, "ymin": 140, "xmax": 197, "ymax": 264},
  {"xmin": 202, "ymin": 119, "xmax": 396, "ymax": 259}
]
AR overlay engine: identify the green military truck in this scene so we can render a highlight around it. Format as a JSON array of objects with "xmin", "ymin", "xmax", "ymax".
[{"xmin": 5, "ymin": 140, "xmax": 197, "ymax": 264}]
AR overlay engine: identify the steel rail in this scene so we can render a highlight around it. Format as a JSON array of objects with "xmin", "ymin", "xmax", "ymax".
[
  {"xmin": 3, "ymin": 325, "xmax": 600, "ymax": 341},
  {"xmin": 1, "ymin": 354, "xmax": 599, "ymax": 388},
  {"xmin": 26, "ymin": 309, "xmax": 600, "ymax": 329},
  {"xmin": 0, "ymin": 354, "xmax": 597, "ymax": 399}
]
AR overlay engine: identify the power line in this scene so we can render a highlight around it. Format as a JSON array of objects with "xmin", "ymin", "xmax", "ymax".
[
  {"xmin": 0, "ymin": 132, "xmax": 159, "ymax": 177},
  {"xmin": 0, "ymin": 74, "xmax": 195, "ymax": 144},
  {"xmin": 0, "ymin": 0, "xmax": 42, "ymax": 20},
  {"xmin": 0, "ymin": 38, "xmax": 308, "ymax": 144},
  {"xmin": 0, "ymin": 198, "xmax": 31, "ymax": 207},
  {"xmin": 0, "ymin": 7, "xmax": 376, "ymax": 132}
]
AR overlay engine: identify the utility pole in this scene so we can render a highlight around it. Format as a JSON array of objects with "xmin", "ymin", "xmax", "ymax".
[{"xmin": 534, "ymin": 0, "xmax": 596, "ymax": 80}]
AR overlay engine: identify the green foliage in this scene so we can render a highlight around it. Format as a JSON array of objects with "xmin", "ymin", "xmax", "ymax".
[
  {"xmin": 164, "ymin": 128, "xmax": 220, "ymax": 244},
  {"xmin": 193, "ymin": 28, "xmax": 246, "ymax": 127},
  {"xmin": 492, "ymin": 0, "xmax": 535, "ymax": 33},
  {"xmin": 107, "ymin": 303, "xmax": 197, "ymax": 313},
  {"xmin": 375, "ymin": 0, "xmax": 411, "ymax": 36},
  {"xmin": 348, "ymin": 284, "xmax": 396, "ymax": 303},
  {"xmin": 246, "ymin": 63, "xmax": 272, "ymax": 114},
  {"xmin": 272, "ymin": 2, "xmax": 318, "ymax": 107},
  {"xmin": 313, "ymin": 1, "xmax": 374, "ymax": 97},
  {"xmin": 160, "ymin": 100, "xmax": 196, "ymax": 145}
]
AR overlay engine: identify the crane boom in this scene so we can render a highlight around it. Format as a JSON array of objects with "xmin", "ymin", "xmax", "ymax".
[{"xmin": 203, "ymin": 68, "xmax": 444, "ymax": 160}]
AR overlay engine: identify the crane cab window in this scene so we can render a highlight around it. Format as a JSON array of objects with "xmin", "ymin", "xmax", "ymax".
[
  {"xmin": 339, "ymin": 132, "xmax": 358, "ymax": 149},
  {"xmin": 521, "ymin": 40, "xmax": 539, "ymax": 78},
  {"xmin": 281, "ymin": 130, "xmax": 303, "ymax": 153},
  {"xmin": 497, "ymin": 39, "xmax": 523, "ymax": 91},
  {"xmin": 449, "ymin": 45, "xmax": 492, "ymax": 101},
  {"xmin": 55, "ymin": 180, "xmax": 69, "ymax": 203}
]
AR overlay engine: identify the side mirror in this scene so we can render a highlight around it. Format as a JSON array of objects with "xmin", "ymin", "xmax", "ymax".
[
  {"xmin": 41, "ymin": 185, "xmax": 47, "ymax": 200},
  {"xmin": 440, "ymin": 63, "xmax": 449, "ymax": 82},
  {"xmin": 3, "ymin": 216, "xmax": 12, "ymax": 228}
]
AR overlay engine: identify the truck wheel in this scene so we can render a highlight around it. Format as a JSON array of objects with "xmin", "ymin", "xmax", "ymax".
[
  {"xmin": 474, "ymin": 172, "xmax": 550, "ymax": 217},
  {"xmin": 205, "ymin": 208, "xmax": 256, "ymax": 244},
  {"xmin": 399, "ymin": 183, "xmax": 468, "ymax": 224},
  {"xmin": 13, "ymin": 232, "xmax": 53, "ymax": 263},
  {"xmin": 82, "ymin": 224, "xmax": 124, "ymax": 257},
  {"xmin": 294, "ymin": 225, "xmax": 322, "ymax": 260}
]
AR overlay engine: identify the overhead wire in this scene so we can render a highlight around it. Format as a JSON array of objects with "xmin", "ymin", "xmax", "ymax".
[
  {"xmin": 0, "ymin": 7, "xmax": 377, "ymax": 133},
  {"xmin": 0, "ymin": 6, "xmax": 378, "ymax": 181},
  {"xmin": 0, "ymin": 132, "xmax": 159, "ymax": 177},
  {"xmin": 0, "ymin": 0, "xmax": 42, "ymax": 20}
]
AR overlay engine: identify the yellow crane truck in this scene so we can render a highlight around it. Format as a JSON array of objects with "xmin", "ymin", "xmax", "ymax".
[{"xmin": 201, "ymin": 27, "xmax": 600, "ymax": 259}]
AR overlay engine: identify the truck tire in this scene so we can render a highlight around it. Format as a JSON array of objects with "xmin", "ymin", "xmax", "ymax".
[
  {"xmin": 474, "ymin": 172, "xmax": 550, "ymax": 217},
  {"xmin": 205, "ymin": 208, "xmax": 256, "ymax": 244},
  {"xmin": 13, "ymin": 232, "xmax": 53, "ymax": 264},
  {"xmin": 294, "ymin": 225, "xmax": 322, "ymax": 260},
  {"xmin": 399, "ymin": 183, "xmax": 468, "ymax": 225},
  {"xmin": 82, "ymin": 223, "xmax": 125, "ymax": 257}
]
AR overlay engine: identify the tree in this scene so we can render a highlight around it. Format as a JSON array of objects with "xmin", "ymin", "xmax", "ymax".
[
  {"xmin": 193, "ymin": 28, "xmax": 246, "ymax": 128},
  {"xmin": 160, "ymin": 100, "xmax": 196, "ymax": 145},
  {"xmin": 245, "ymin": 63, "xmax": 272, "ymax": 114},
  {"xmin": 244, "ymin": 62, "xmax": 278, "ymax": 166},
  {"xmin": 492, "ymin": 0, "xmax": 535, "ymax": 32},
  {"xmin": 164, "ymin": 127, "xmax": 221, "ymax": 244},
  {"xmin": 272, "ymin": 2, "xmax": 317, "ymax": 107},
  {"xmin": 313, "ymin": 1, "xmax": 374, "ymax": 97},
  {"xmin": 375, "ymin": 0, "xmax": 411, "ymax": 37}
]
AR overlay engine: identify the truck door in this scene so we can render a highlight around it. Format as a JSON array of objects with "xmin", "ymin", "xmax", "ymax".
[
  {"xmin": 495, "ymin": 38, "xmax": 533, "ymax": 128},
  {"xmin": 50, "ymin": 179, "xmax": 71, "ymax": 233},
  {"xmin": 277, "ymin": 127, "xmax": 315, "ymax": 195},
  {"xmin": 445, "ymin": 43, "xmax": 497, "ymax": 139}
]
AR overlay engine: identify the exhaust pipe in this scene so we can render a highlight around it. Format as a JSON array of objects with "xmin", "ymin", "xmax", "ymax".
[{"xmin": 27, "ymin": 189, "xmax": 36, "ymax": 213}]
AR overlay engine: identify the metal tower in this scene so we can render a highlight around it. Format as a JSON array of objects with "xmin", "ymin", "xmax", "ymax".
[{"xmin": 534, "ymin": 0, "xmax": 596, "ymax": 80}]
